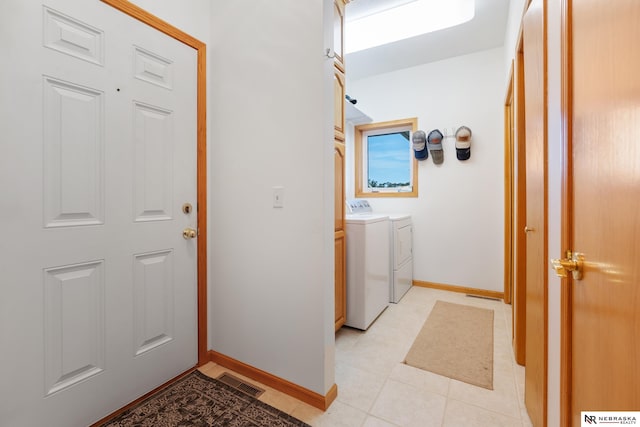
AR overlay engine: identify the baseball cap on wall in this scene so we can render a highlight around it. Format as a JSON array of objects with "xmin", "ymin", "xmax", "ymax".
[
  {"xmin": 412, "ymin": 130, "xmax": 428, "ymax": 160},
  {"xmin": 427, "ymin": 129, "xmax": 444, "ymax": 165},
  {"xmin": 455, "ymin": 126, "xmax": 472, "ymax": 160}
]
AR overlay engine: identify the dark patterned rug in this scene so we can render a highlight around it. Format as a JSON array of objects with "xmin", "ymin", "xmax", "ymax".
[{"xmin": 99, "ymin": 370, "xmax": 311, "ymax": 427}]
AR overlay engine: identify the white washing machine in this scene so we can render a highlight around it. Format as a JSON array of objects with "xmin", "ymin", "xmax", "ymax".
[
  {"xmin": 388, "ymin": 213, "xmax": 413, "ymax": 303},
  {"xmin": 345, "ymin": 200, "xmax": 390, "ymax": 330}
]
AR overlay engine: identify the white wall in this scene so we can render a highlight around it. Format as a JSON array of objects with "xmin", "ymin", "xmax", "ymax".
[
  {"xmin": 208, "ymin": 0, "xmax": 335, "ymax": 396},
  {"xmin": 504, "ymin": 0, "xmax": 527, "ymax": 78},
  {"xmin": 128, "ymin": 0, "xmax": 211, "ymax": 42},
  {"xmin": 347, "ymin": 47, "xmax": 506, "ymax": 293}
]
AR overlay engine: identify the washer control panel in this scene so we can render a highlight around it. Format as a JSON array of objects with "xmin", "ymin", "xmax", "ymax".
[{"xmin": 346, "ymin": 199, "xmax": 372, "ymax": 214}]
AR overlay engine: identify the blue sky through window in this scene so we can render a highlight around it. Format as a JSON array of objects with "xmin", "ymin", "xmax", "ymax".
[{"xmin": 367, "ymin": 131, "xmax": 410, "ymax": 187}]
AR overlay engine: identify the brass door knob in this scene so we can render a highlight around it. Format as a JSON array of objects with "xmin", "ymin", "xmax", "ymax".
[
  {"xmin": 551, "ymin": 251, "xmax": 584, "ymax": 280},
  {"xmin": 183, "ymin": 228, "xmax": 197, "ymax": 239}
]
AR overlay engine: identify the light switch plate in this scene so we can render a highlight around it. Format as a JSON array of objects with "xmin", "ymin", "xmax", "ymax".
[{"xmin": 273, "ymin": 186, "xmax": 284, "ymax": 208}]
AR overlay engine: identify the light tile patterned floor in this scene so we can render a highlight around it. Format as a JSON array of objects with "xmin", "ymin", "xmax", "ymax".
[{"xmin": 199, "ymin": 286, "xmax": 534, "ymax": 427}]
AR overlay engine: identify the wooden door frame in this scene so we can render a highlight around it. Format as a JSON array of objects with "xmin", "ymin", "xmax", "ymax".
[
  {"xmin": 507, "ymin": 3, "xmax": 550, "ymax": 424},
  {"xmin": 505, "ymin": 0, "xmax": 531, "ymax": 367},
  {"xmin": 512, "ymin": 34, "xmax": 527, "ymax": 366},
  {"xmin": 101, "ymin": 0, "xmax": 209, "ymax": 366},
  {"xmin": 559, "ymin": 0, "xmax": 572, "ymax": 424},
  {"xmin": 504, "ymin": 62, "xmax": 514, "ymax": 306}
]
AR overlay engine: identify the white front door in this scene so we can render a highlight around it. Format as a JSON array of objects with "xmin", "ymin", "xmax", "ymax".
[{"xmin": 0, "ymin": 1, "xmax": 198, "ymax": 425}]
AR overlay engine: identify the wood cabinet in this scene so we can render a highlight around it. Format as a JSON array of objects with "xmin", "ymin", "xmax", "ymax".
[
  {"xmin": 334, "ymin": 71, "xmax": 345, "ymax": 141},
  {"xmin": 334, "ymin": 231, "xmax": 346, "ymax": 330},
  {"xmin": 334, "ymin": 143, "xmax": 345, "ymax": 232},
  {"xmin": 334, "ymin": 0, "xmax": 347, "ymax": 331},
  {"xmin": 334, "ymin": 142, "xmax": 346, "ymax": 330},
  {"xmin": 333, "ymin": 0, "xmax": 345, "ymax": 72}
]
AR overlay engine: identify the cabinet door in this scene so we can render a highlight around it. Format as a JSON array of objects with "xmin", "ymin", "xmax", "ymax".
[
  {"xmin": 333, "ymin": 0, "xmax": 345, "ymax": 71},
  {"xmin": 333, "ymin": 0, "xmax": 347, "ymax": 334},
  {"xmin": 334, "ymin": 71, "xmax": 345, "ymax": 141},
  {"xmin": 334, "ymin": 142, "xmax": 346, "ymax": 330},
  {"xmin": 334, "ymin": 142, "xmax": 345, "ymax": 231},
  {"xmin": 334, "ymin": 231, "xmax": 346, "ymax": 331}
]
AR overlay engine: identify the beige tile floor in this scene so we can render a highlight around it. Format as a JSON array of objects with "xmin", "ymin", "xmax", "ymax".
[{"xmin": 199, "ymin": 286, "xmax": 534, "ymax": 427}]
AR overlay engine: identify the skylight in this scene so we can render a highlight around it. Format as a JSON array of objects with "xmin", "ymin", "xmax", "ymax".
[{"xmin": 345, "ymin": 0, "xmax": 475, "ymax": 54}]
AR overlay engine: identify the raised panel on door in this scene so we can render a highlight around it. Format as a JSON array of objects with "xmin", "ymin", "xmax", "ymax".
[
  {"xmin": 335, "ymin": 141, "xmax": 345, "ymax": 231},
  {"xmin": 43, "ymin": 76, "xmax": 105, "ymax": 227},
  {"xmin": 43, "ymin": 6, "xmax": 105, "ymax": 65},
  {"xmin": 133, "ymin": 45, "xmax": 174, "ymax": 89},
  {"xmin": 334, "ymin": 141, "xmax": 346, "ymax": 330},
  {"xmin": 43, "ymin": 261, "xmax": 105, "ymax": 396},
  {"xmin": 133, "ymin": 101, "xmax": 174, "ymax": 221},
  {"xmin": 133, "ymin": 250, "xmax": 175, "ymax": 356},
  {"xmin": 334, "ymin": 231, "xmax": 346, "ymax": 330},
  {"xmin": 0, "ymin": 1, "xmax": 198, "ymax": 425},
  {"xmin": 334, "ymin": 70, "xmax": 345, "ymax": 141}
]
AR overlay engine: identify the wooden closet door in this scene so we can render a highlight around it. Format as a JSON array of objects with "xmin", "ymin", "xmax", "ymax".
[
  {"xmin": 523, "ymin": 1, "xmax": 547, "ymax": 426},
  {"xmin": 564, "ymin": 0, "xmax": 640, "ymax": 423}
]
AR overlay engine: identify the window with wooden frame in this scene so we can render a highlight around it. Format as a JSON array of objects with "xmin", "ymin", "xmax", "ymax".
[{"xmin": 354, "ymin": 117, "xmax": 418, "ymax": 198}]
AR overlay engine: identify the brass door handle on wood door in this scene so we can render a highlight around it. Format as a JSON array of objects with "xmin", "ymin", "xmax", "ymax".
[{"xmin": 551, "ymin": 250, "xmax": 584, "ymax": 280}]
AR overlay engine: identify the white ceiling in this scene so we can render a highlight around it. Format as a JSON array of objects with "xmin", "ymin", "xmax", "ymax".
[{"xmin": 344, "ymin": 0, "xmax": 511, "ymax": 80}]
